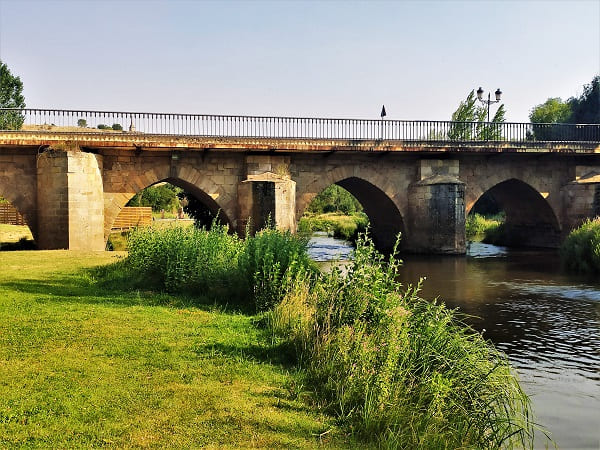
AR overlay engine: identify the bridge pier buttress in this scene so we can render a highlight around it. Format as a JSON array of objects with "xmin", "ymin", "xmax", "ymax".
[
  {"xmin": 407, "ymin": 160, "xmax": 466, "ymax": 254},
  {"xmin": 36, "ymin": 149, "xmax": 105, "ymax": 250},
  {"xmin": 237, "ymin": 155, "xmax": 296, "ymax": 235}
]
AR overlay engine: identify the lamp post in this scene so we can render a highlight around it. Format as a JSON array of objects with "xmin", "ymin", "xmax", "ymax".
[{"xmin": 476, "ymin": 87, "xmax": 502, "ymax": 123}]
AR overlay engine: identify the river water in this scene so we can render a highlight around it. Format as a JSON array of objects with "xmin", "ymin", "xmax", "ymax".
[{"xmin": 307, "ymin": 234, "xmax": 600, "ymax": 450}]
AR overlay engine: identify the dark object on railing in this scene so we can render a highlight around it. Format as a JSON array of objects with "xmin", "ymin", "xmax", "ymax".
[{"xmin": 1, "ymin": 108, "xmax": 599, "ymax": 142}]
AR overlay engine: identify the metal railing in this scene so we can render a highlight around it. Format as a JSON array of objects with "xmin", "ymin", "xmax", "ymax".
[{"xmin": 1, "ymin": 108, "xmax": 599, "ymax": 142}]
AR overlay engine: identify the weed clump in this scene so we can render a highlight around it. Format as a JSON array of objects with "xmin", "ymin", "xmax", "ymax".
[{"xmin": 560, "ymin": 217, "xmax": 600, "ymax": 273}]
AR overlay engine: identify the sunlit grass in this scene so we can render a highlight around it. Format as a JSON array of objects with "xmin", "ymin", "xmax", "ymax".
[{"xmin": 0, "ymin": 251, "xmax": 344, "ymax": 448}]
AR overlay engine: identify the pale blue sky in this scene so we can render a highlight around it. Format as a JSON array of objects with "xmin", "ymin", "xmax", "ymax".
[{"xmin": 0, "ymin": 0, "xmax": 598, "ymax": 122}]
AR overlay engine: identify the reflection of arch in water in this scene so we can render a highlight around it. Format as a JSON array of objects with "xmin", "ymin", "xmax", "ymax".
[
  {"xmin": 469, "ymin": 178, "xmax": 561, "ymax": 248},
  {"xmin": 298, "ymin": 175, "xmax": 405, "ymax": 253},
  {"xmin": 105, "ymin": 176, "xmax": 234, "ymax": 240}
]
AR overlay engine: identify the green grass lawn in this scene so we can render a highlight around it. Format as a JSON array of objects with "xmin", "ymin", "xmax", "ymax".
[{"xmin": 0, "ymin": 251, "xmax": 346, "ymax": 448}]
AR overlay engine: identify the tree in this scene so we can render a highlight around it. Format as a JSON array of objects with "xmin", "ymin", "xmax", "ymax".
[
  {"xmin": 528, "ymin": 75, "xmax": 599, "ymax": 140},
  {"xmin": 77, "ymin": 118, "xmax": 87, "ymax": 128},
  {"xmin": 529, "ymin": 97, "xmax": 571, "ymax": 124},
  {"xmin": 528, "ymin": 97, "xmax": 571, "ymax": 140},
  {"xmin": 568, "ymin": 75, "xmax": 599, "ymax": 124},
  {"xmin": 448, "ymin": 90, "xmax": 505, "ymax": 140},
  {"xmin": 0, "ymin": 60, "xmax": 26, "ymax": 130}
]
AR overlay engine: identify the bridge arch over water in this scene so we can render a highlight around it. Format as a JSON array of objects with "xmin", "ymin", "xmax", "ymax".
[{"xmin": 469, "ymin": 178, "xmax": 562, "ymax": 247}]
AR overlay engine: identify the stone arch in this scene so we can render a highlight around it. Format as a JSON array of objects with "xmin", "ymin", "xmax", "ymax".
[
  {"xmin": 103, "ymin": 160, "xmax": 237, "ymax": 240},
  {"xmin": 0, "ymin": 156, "xmax": 37, "ymax": 241},
  {"xmin": 297, "ymin": 166, "xmax": 406, "ymax": 252},
  {"xmin": 468, "ymin": 178, "xmax": 561, "ymax": 248}
]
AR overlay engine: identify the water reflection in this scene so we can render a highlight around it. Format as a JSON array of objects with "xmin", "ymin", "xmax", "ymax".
[{"xmin": 308, "ymin": 236, "xmax": 600, "ymax": 450}]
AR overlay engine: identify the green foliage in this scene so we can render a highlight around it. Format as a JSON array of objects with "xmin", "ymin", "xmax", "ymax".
[
  {"xmin": 307, "ymin": 185, "xmax": 363, "ymax": 215},
  {"xmin": 269, "ymin": 234, "xmax": 533, "ymax": 448},
  {"xmin": 77, "ymin": 118, "xmax": 87, "ymax": 128},
  {"xmin": 239, "ymin": 227, "xmax": 314, "ymax": 311},
  {"xmin": 0, "ymin": 60, "xmax": 25, "ymax": 130},
  {"xmin": 126, "ymin": 224, "xmax": 246, "ymax": 296},
  {"xmin": 97, "ymin": 124, "xmax": 109, "ymax": 129},
  {"xmin": 529, "ymin": 97, "xmax": 573, "ymax": 140},
  {"xmin": 112, "ymin": 123, "xmax": 123, "ymax": 131},
  {"xmin": 298, "ymin": 212, "xmax": 368, "ymax": 241},
  {"xmin": 560, "ymin": 218, "xmax": 600, "ymax": 273},
  {"xmin": 529, "ymin": 98, "xmax": 571, "ymax": 124},
  {"xmin": 448, "ymin": 90, "xmax": 506, "ymax": 140},
  {"xmin": 125, "ymin": 224, "xmax": 314, "ymax": 311},
  {"xmin": 466, "ymin": 213, "xmax": 504, "ymax": 241},
  {"xmin": 179, "ymin": 191, "xmax": 218, "ymax": 229},
  {"xmin": 528, "ymin": 75, "xmax": 599, "ymax": 140},
  {"xmin": 568, "ymin": 75, "xmax": 600, "ymax": 124},
  {"xmin": 127, "ymin": 183, "xmax": 182, "ymax": 212}
]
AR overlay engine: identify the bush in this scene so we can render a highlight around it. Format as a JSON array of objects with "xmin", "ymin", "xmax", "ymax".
[
  {"xmin": 239, "ymin": 227, "xmax": 315, "ymax": 311},
  {"xmin": 112, "ymin": 123, "xmax": 123, "ymax": 131},
  {"xmin": 126, "ymin": 225, "xmax": 246, "ymax": 297},
  {"xmin": 97, "ymin": 124, "xmax": 109, "ymax": 130},
  {"xmin": 124, "ymin": 224, "xmax": 314, "ymax": 310},
  {"xmin": 298, "ymin": 213, "xmax": 368, "ymax": 241},
  {"xmin": 269, "ymin": 233, "xmax": 533, "ymax": 448},
  {"xmin": 560, "ymin": 218, "xmax": 600, "ymax": 273},
  {"xmin": 466, "ymin": 213, "xmax": 504, "ymax": 242},
  {"xmin": 77, "ymin": 118, "xmax": 87, "ymax": 128}
]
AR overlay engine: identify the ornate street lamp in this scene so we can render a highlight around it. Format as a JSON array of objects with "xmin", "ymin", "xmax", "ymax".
[{"xmin": 476, "ymin": 87, "xmax": 502, "ymax": 123}]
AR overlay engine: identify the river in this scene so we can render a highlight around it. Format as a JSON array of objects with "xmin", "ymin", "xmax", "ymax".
[{"xmin": 307, "ymin": 233, "xmax": 600, "ymax": 450}]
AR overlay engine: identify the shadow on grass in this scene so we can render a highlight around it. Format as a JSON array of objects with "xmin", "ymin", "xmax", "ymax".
[
  {"xmin": 0, "ymin": 259, "xmax": 255, "ymax": 313},
  {"xmin": 193, "ymin": 341, "xmax": 298, "ymax": 367},
  {"xmin": 0, "ymin": 238, "xmax": 37, "ymax": 251}
]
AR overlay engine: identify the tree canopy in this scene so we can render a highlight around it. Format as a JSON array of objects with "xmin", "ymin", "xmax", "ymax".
[
  {"xmin": 0, "ymin": 60, "xmax": 26, "ymax": 130},
  {"xmin": 448, "ymin": 90, "xmax": 505, "ymax": 140},
  {"xmin": 529, "ymin": 75, "xmax": 599, "ymax": 125}
]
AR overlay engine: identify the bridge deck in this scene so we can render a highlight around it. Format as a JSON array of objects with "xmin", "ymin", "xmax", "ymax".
[{"xmin": 1, "ymin": 131, "xmax": 599, "ymax": 154}]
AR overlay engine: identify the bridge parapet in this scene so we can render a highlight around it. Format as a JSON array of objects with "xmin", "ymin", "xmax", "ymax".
[{"xmin": 1, "ymin": 107, "xmax": 599, "ymax": 148}]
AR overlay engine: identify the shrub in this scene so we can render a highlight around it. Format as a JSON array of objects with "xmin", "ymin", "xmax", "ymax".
[
  {"xmin": 466, "ymin": 213, "xmax": 504, "ymax": 242},
  {"xmin": 77, "ymin": 118, "xmax": 87, "ymax": 128},
  {"xmin": 239, "ymin": 227, "xmax": 314, "ymax": 311},
  {"xmin": 298, "ymin": 212, "xmax": 368, "ymax": 241},
  {"xmin": 112, "ymin": 123, "xmax": 123, "ymax": 131},
  {"xmin": 126, "ymin": 225, "xmax": 245, "ymax": 297},
  {"xmin": 560, "ymin": 217, "xmax": 600, "ymax": 273}
]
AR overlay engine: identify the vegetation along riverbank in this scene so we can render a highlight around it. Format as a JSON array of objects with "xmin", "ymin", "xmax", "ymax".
[
  {"xmin": 102, "ymin": 226, "xmax": 532, "ymax": 447},
  {"xmin": 560, "ymin": 217, "xmax": 600, "ymax": 274},
  {"xmin": 0, "ymin": 220, "xmax": 534, "ymax": 447}
]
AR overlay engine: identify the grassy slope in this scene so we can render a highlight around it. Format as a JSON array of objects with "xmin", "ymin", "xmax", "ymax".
[{"xmin": 0, "ymin": 251, "xmax": 345, "ymax": 448}]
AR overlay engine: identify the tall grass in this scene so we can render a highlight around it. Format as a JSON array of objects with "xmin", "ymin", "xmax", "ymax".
[
  {"xmin": 125, "ymin": 224, "xmax": 314, "ymax": 310},
  {"xmin": 121, "ymin": 225, "xmax": 533, "ymax": 448},
  {"xmin": 466, "ymin": 213, "xmax": 504, "ymax": 242},
  {"xmin": 269, "ymin": 234, "xmax": 533, "ymax": 448},
  {"xmin": 560, "ymin": 217, "xmax": 600, "ymax": 274}
]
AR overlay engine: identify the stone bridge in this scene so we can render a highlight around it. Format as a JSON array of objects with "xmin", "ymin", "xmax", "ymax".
[{"xmin": 1, "ymin": 129, "xmax": 599, "ymax": 254}]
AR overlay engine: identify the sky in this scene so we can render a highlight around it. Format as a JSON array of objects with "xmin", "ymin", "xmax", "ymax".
[{"xmin": 0, "ymin": 0, "xmax": 598, "ymax": 123}]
